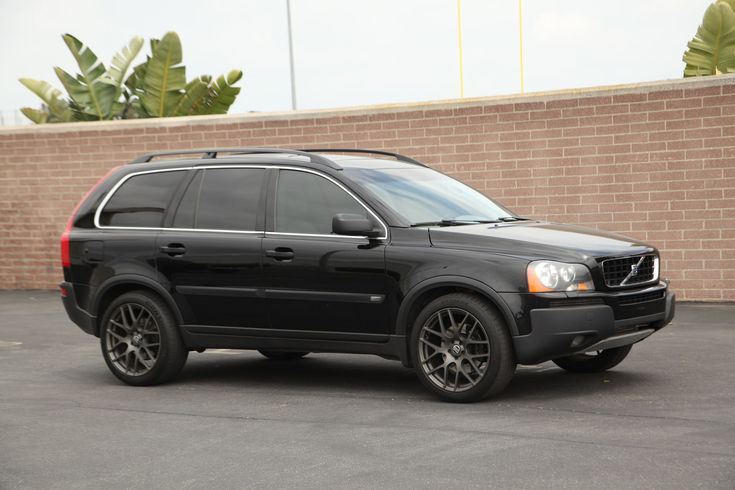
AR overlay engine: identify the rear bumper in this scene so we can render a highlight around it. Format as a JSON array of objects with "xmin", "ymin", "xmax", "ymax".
[
  {"xmin": 60, "ymin": 282, "xmax": 97, "ymax": 336},
  {"xmin": 512, "ymin": 286, "xmax": 675, "ymax": 365}
]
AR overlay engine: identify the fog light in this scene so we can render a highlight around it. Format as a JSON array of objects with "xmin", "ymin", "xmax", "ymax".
[
  {"xmin": 570, "ymin": 335, "xmax": 585, "ymax": 348},
  {"xmin": 59, "ymin": 286, "xmax": 68, "ymax": 298}
]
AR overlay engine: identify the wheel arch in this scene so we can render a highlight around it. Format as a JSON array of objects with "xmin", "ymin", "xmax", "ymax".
[
  {"xmin": 91, "ymin": 275, "xmax": 183, "ymax": 336},
  {"xmin": 396, "ymin": 276, "xmax": 518, "ymax": 367}
]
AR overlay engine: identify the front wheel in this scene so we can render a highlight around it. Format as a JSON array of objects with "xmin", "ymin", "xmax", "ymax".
[
  {"xmin": 100, "ymin": 291, "xmax": 188, "ymax": 386},
  {"xmin": 410, "ymin": 293, "xmax": 516, "ymax": 403},
  {"xmin": 552, "ymin": 345, "xmax": 632, "ymax": 373}
]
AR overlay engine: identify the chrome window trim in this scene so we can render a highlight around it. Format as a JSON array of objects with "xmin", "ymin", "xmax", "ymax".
[
  {"xmin": 264, "ymin": 231, "xmax": 368, "ymax": 241},
  {"xmin": 94, "ymin": 164, "xmax": 389, "ymax": 241},
  {"xmin": 600, "ymin": 254, "xmax": 659, "ymax": 288},
  {"xmin": 94, "ymin": 226, "xmax": 264, "ymax": 235}
]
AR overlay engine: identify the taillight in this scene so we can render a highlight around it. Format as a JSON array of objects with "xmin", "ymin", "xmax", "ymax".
[
  {"xmin": 61, "ymin": 166, "xmax": 121, "ymax": 268},
  {"xmin": 61, "ymin": 218, "xmax": 72, "ymax": 268}
]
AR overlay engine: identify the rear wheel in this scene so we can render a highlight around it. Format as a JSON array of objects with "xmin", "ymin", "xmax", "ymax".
[
  {"xmin": 552, "ymin": 345, "xmax": 632, "ymax": 373},
  {"xmin": 258, "ymin": 350, "xmax": 309, "ymax": 361},
  {"xmin": 100, "ymin": 291, "xmax": 188, "ymax": 386},
  {"xmin": 410, "ymin": 293, "xmax": 515, "ymax": 403}
]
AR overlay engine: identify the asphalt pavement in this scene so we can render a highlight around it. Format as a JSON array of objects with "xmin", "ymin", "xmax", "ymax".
[{"xmin": 0, "ymin": 290, "xmax": 733, "ymax": 489}]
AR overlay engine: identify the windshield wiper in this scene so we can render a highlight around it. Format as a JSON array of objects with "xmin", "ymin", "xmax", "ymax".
[
  {"xmin": 410, "ymin": 216, "xmax": 532, "ymax": 227},
  {"xmin": 497, "ymin": 216, "xmax": 531, "ymax": 222},
  {"xmin": 410, "ymin": 219, "xmax": 501, "ymax": 227}
]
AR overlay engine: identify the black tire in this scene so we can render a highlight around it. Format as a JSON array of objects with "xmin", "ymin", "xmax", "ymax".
[
  {"xmin": 100, "ymin": 290, "xmax": 188, "ymax": 386},
  {"xmin": 258, "ymin": 350, "xmax": 309, "ymax": 361},
  {"xmin": 552, "ymin": 345, "xmax": 632, "ymax": 373},
  {"xmin": 410, "ymin": 293, "xmax": 516, "ymax": 403}
]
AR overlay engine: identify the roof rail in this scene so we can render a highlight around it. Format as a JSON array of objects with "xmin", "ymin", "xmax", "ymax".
[
  {"xmin": 301, "ymin": 148, "xmax": 427, "ymax": 167},
  {"xmin": 129, "ymin": 148, "xmax": 342, "ymax": 170}
]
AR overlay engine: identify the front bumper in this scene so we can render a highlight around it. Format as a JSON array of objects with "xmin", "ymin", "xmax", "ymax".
[
  {"xmin": 60, "ymin": 282, "xmax": 97, "ymax": 336},
  {"xmin": 511, "ymin": 284, "xmax": 675, "ymax": 365}
]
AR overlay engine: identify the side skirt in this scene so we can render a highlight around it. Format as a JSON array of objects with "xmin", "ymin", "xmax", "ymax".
[{"xmin": 180, "ymin": 325, "xmax": 409, "ymax": 364}]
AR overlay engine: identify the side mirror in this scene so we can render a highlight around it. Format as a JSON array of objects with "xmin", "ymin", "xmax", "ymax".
[{"xmin": 332, "ymin": 213, "xmax": 382, "ymax": 238}]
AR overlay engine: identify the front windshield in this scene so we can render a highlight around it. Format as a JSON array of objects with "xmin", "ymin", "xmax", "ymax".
[{"xmin": 344, "ymin": 167, "xmax": 514, "ymax": 225}]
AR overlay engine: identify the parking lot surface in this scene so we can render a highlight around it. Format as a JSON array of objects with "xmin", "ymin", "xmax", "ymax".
[{"xmin": 0, "ymin": 290, "xmax": 733, "ymax": 489}]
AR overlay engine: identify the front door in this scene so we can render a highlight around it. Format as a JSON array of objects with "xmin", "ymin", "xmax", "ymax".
[
  {"xmin": 262, "ymin": 168, "xmax": 389, "ymax": 340},
  {"xmin": 156, "ymin": 166, "xmax": 268, "ymax": 329}
]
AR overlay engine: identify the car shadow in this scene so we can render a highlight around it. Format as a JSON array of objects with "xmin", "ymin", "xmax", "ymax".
[
  {"xmin": 498, "ymin": 366, "xmax": 657, "ymax": 402},
  {"xmin": 172, "ymin": 352, "xmax": 658, "ymax": 402},
  {"xmin": 178, "ymin": 353, "xmax": 425, "ymax": 398}
]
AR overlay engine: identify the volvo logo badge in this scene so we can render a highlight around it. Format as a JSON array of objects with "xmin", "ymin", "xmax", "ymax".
[{"xmin": 630, "ymin": 264, "xmax": 640, "ymax": 276}]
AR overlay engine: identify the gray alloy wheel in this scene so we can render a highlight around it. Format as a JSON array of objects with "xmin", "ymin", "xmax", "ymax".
[
  {"xmin": 100, "ymin": 291, "xmax": 188, "ymax": 386},
  {"xmin": 104, "ymin": 303, "xmax": 160, "ymax": 377},
  {"xmin": 410, "ymin": 293, "xmax": 516, "ymax": 402},
  {"xmin": 418, "ymin": 307, "xmax": 490, "ymax": 393}
]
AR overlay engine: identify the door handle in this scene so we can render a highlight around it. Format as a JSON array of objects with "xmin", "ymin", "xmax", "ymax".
[
  {"xmin": 265, "ymin": 248, "xmax": 295, "ymax": 261},
  {"xmin": 159, "ymin": 244, "xmax": 186, "ymax": 257}
]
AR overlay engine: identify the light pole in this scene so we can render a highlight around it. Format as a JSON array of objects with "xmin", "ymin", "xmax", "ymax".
[
  {"xmin": 519, "ymin": 0, "xmax": 525, "ymax": 93},
  {"xmin": 457, "ymin": 0, "xmax": 465, "ymax": 98},
  {"xmin": 286, "ymin": 0, "xmax": 298, "ymax": 110}
]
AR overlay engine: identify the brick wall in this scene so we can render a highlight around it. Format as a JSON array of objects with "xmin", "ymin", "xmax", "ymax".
[{"xmin": 1, "ymin": 75, "xmax": 734, "ymax": 300}]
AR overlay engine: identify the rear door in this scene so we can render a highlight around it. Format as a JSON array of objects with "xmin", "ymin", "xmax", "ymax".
[
  {"xmin": 262, "ymin": 168, "xmax": 389, "ymax": 340},
  {"xmin": 156, "ymin": 166, "xmax": 268, "ymax": 329},
  {"xmin": 86, "ymin": 169, "xmax": 188, "ymax": 310}
]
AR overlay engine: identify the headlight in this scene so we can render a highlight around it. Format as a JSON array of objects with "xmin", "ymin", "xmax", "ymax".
[{"xmin": 527, "ymin": 261, "xmax": 595, "ymax": 292}]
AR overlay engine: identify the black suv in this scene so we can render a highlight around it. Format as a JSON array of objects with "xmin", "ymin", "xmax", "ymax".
[{"xmin": 60, "ymin": 148, "xmax": 675, "ymax": 402}]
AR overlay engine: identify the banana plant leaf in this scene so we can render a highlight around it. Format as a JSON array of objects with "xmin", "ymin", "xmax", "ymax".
[
  {"xmin": 684, "ymin": 0, "xmax": 735, "ymax": 76},
  {"xmin": 20, "ymin": 107, "xmax": 49, "ymax": 124},
  {"xmin": 205, "ymin": 70, "xmax": 243, "ymax": 114},
  {"xmin": 58, "ymin": 34, "xmax": 117, "ymax": 118},
  {"xmin": 172, "ymin": 77, "xmax": 211, "ymax": 116},
  {"xmin": 125, "ymin": 39, "xmax": 157, "ymax": 95},
  {"xmin": 102, "ymin": 36, "xmax": 144, "ymax": 100},
  {"xmin": 18, "ymin": 78, "xmax": 73, "ymax": 122},
  {"xmin": 125, "ymin": 58, "xmax": 148, "ymax": 94},
  {"xmin": 140, "ymin": 32, "xmax": 186, "ymax": 116}
]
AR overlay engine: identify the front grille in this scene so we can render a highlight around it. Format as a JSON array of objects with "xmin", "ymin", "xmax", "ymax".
[
  {"xmin": 618, "ymin": 289, "xmax": 665, "ymax": 306},
  {"xmin": 601, "ymin": 254, "xmax": 657, "ymax": 287}
]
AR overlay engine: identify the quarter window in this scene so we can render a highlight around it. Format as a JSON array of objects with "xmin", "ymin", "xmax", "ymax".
[
  {"xmin": 172, "ymin": 168, "xmax": 265, "ymax": 231},
  {"xmin": 275, "ymin": 170, "xmax": 368, "ymax": 234},
  {"xmin": 99, "ymin": 171, "xmax": 186, "ymax": 227}
]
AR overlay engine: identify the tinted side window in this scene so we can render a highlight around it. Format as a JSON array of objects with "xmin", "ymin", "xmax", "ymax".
[
  {"xmin": 172, "ymin": 168, "xmax": 265, "ymax": 231},
  {"xmin": 100, "ymin": 171, "xmax": 186, "ymax": 227},
  {"xmin": 275, "ymin": 170, "xmax": 367, "ymax": 234}
]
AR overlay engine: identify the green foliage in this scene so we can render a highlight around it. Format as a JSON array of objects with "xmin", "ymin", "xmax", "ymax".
[
  {"xmin": 683, "ymin": 0, "xmax": 735, "ymax": 76},
  {"xmin": 104, "ymin": 36, "xmax": 145, "ymax": 100},
  {"xmin": 207, "ymin": 70, "xmax": 244, "ymax": 114},
  {"xmin": 19, "ymin": 32, "xmax": 243, "ymax": 123},
  {"xmin": 18, "ymin": 79, "xmax": 73, "ymax": 122},
  {"xmin": 139, "ymin": 32, "xmax": 187, "ymax": 117}
]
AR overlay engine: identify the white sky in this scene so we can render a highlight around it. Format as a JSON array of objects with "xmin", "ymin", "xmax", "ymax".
[{"xmin": 0, "ymin": 0, "xmax": 712, "ymax": 122}]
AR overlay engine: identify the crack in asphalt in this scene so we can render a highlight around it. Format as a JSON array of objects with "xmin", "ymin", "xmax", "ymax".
[
  {"xmin": 73, "ymin": 403, "xmax": 735, "ymax": 459},
  {"xmin": 509, "ymin": 402, "xmax": 735, "ymax": 426},
  {"xmin": 2, "ymin": 386, "xmax": 733, "ymax": 427}
]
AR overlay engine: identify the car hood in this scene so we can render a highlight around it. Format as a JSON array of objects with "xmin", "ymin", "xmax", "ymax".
[{"xmin": 428, "ymin": 221, "xmax": 655, "ymax": 262}]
